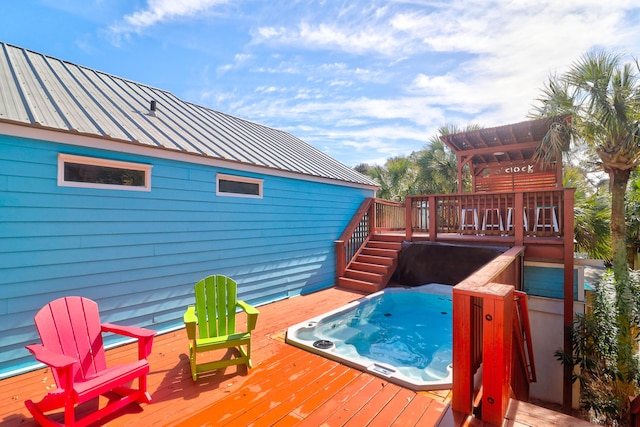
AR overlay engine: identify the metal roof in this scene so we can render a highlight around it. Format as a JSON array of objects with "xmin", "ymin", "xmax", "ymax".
[{"xmin": 0, "ymin": 42, "xmax": 377, "ymax": 187}]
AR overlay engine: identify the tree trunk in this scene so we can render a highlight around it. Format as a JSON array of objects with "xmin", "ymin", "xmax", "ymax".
[
  {"xmin": 610, "ymin": 168, "xmax": 634, "ymax": 380},
  {"xmin": 611, "ymin": 169, "xmax": 630, "ymax": 281}
]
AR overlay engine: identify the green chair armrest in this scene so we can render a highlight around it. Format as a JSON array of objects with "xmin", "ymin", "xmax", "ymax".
[
  {"xmin": 184, "ymin": 305, "xmax": 197, "ymax": 339},
  {"xmin": 237, "ymin": 300, "xmax": 259, "ymax": 332},
  {"xmin": 237, "ymin": 300, "xmax": 259, "ymax": 315}
]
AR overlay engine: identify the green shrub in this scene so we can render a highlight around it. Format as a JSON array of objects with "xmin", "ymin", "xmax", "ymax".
[{"xmin": 557, "ymin": 270, "xmax": 640, "ymax": 425}]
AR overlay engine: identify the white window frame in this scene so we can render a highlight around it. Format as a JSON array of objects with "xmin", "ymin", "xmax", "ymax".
[
  {"xmin": 216, "ymin": 173, "xmax": 263, "ymax": 199},
  {"xmin": 58, "ymin": 153, "xmax": 152, "ymax": 192}
]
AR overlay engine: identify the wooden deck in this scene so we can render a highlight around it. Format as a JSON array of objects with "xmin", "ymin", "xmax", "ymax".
[{"xmin": 1, "ymin": 286, "xmax": 592, "ymax": 426}]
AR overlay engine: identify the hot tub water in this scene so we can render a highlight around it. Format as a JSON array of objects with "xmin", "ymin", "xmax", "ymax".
[{"xmin": 285, "ymin": 284, "xmax": 453, "ymax": 390}]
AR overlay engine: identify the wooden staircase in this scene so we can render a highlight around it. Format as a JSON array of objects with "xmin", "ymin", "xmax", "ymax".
[{"xmin": 338, "ymin": 234, "xmax": 402, "ymax": 293}]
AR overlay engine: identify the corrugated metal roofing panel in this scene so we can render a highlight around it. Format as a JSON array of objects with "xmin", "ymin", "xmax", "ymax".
[
  {"xmin": 0, "ymin": 45, "xmax": 30, "ymax": 123},
  {"xmin": 63, "ymin": 64, "xmax": 140, "ymax": 141},
  {"xmin": 6, "ymin": 46, "xmax": 68, "ymax": 128},
  {"xmin": 0, "ymin": 42, "xmax": 377, "ymax": 187},
  {"xmin": 29, "ymin": 52, "xmax": 101, "ymax": 135},
  {"xmin": 118, "ymin": 80, "xmax": 211, "ymax": 156},
  {"xmin": 144, "ymin": 89, "xmax": 239, "ymax": 159},
  {"xmin": 87, "ymin": 70, "xmax": 168, "ymax": 149}
]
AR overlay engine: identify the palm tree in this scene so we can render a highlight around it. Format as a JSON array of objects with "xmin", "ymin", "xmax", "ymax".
[
  {"xmin": 531, "ymin": 50, "xmax": 640, "ymax": 383},
  {"xmin": 368, "ymin": 156, "xmax": 416, "ymax": 201},
  {"xmin": 564, "ymin": 165, "xmax": 612, "ymax": 262},
  {"xmin": 627, "ymin": 171, "xmax": 640, "ymax": 268},
  {"xmin": 414, "ymin": 125, "xmax": 477, "ymax": 194}
]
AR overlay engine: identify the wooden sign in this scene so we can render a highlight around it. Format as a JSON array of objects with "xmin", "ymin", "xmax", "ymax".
[{"xmin": 482, "ymin": 162, "xmax": 545, "ymax": 177}]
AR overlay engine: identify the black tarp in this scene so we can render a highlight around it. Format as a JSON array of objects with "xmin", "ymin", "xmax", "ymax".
[{"xmin": 394, "ymin": 241, "xmax": 507, "ymax": 286}]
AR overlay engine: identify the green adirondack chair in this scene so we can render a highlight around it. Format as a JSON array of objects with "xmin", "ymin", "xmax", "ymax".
[{"xmin": 183, "ymin": 275, "xmax": 259, "ymax": 381}]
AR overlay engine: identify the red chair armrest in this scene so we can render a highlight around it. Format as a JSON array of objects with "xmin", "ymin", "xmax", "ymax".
[
  {"xmin": 101, "ymin": 323, "xmax": 155, "ymax": 339},
  {"xmin": 101, "ymin": 323, "xmax": 156, "ymax": 359},
  {"xmin": 25, "ymin": 344, "xmax": 76, "ymax": 390},
  {"xmin": 26, "ymin": 344, "xmax": 76, "ymax": 368}
]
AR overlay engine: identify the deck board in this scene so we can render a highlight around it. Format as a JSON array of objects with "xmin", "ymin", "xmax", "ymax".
[{"xmin": 1, "ymin": 286, "xmax": 593, "ymax": 427}]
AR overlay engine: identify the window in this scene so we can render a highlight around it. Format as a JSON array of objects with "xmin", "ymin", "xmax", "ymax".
[
  {"xmin": 58, "ymin": 154, "xmax": 152, "ymax": 191},
  {"xmin": 217, "ymin": 173, "xmax": 262, "ymax": 198}
]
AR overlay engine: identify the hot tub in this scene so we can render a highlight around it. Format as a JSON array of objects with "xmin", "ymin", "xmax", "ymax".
[{"xmin": 285, "ymin": 284, "xmax": 453, "ymax": 390}]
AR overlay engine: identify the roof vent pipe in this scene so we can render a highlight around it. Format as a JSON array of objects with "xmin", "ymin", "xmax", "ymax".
[{"xmin": 149, "ymin": 100, "xmax": 157, "ymax": 116}]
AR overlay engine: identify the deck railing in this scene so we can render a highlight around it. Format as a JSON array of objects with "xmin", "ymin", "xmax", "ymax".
[
  {"xmin": 374, "ymin": 198, "xmax": 405, "ymax": 231},
  {"xmin": 336, "ymin": 189, "xmax": 570, "ymax": 279},
  {"xmin": 344, "ymin": 189, "xmax": 569, "ymax": 243},
  {"xmin": 406, "ymin": 189, "xmax": 567, "ymax": 241}
]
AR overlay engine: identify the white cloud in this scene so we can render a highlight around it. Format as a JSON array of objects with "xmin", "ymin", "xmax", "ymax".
[
  {"xmin": 242, "ymin": 1, "xmax": 640, "ymax": 137},
  {"xmin": 109, "ymin": 0, "xmax": 227, "ymax": 36},
  {"xmin": 255, "ymin": 86, "xmax": 281, "ymax": 94},
  {"xmin": 253, "ymin": 6, "xmax": 415, "ymax": 56},
  {"xmin": 217, "ymin": 53, "xmax": 254, "ymax": 73},
  {"xmin": 120, "ymin": 0, "xmax": 640, "ymax": 165},
  {"xmin": 391, "ymin": 1, "xmax": 640, "ymax": 125}
]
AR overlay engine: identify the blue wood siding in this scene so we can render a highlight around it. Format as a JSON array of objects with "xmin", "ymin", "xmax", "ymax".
[
  {"xmin": 0, "ymin": 135, "xmax": 373, "ymax": 377},
  {"xmin": 523, "ymin": 264, "xmax": 579, "ymax": 300}
]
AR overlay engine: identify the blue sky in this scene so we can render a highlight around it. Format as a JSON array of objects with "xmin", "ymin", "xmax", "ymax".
[{"xmin": 2, "ymin": 1, "xmax": 640, "ymax": 167}]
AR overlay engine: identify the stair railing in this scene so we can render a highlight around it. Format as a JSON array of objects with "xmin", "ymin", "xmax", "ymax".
[
  {"xmin": 511, "ymin": 290, "xmax": 537, "ymax": 401},
  {"xmin": 335, "ymin": 198, "xmax": 375, "ymax": 280}
]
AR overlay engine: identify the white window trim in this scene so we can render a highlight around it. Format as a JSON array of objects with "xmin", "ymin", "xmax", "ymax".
[
  {"xmin": 58, "ymin": 153, "xmax": 152, "ymax": 192},
  {"xmin": 216, "ymin": 173, "xmax": 263, "ymax": 199}
]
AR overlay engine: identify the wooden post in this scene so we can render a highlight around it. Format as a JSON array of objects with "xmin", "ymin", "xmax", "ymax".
[
  {"xmin": 452, "ymin": 288, "xmax": 474, "ymax": 414},
  {"xmin": 334, "ymin": 241, "xmax": 345, "ymax": 282},
  {"xmin": 429, "ymin": 195, "xmax": 437, "ymax": 241},
  {"xmin": 556, "ymin": 153, "xmax": 564, "ymax": 189},
  {"xmin": 514, "ymin": 192, "xmax": 524, "ymax": 246},
  {"xmin": 481, "ymin": 284, "xmax": 514, "ymax": 426},
  {"xmin": 405, "ymin": 197, "xmax": 413, "ymax": 241},
  {"xmin": 453, "ymin": 247, "xmax": 526, "ymax": 422},
  {"xmin": 563, "ymin": 188, "xmax": 576, "ymax": 410},
  {"xmin": 370, "ymin": 198, "xmax": 377, "ymax": 234},
  {"xmin": 457, "ymin": 155, "xmax": 464, "ymax": 194}
]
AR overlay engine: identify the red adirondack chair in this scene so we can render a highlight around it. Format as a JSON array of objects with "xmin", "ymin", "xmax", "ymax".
[{"xmin": 24, "ymin": 296, "xmax": 156, "ymax": 427}]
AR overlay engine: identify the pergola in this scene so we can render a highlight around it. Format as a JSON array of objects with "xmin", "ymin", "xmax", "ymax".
[{"xmin": 440, "ymin": 116, "xmax": 571, "ymax": 194}]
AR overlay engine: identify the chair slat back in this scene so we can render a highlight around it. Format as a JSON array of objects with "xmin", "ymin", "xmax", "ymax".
[
  {"xmin": 34, "ymin": 297, "xmax": 107, "ymax": 385},
  {"xmin": 194, "ymin": 275, "xmax": 237, "ymax": 339}
]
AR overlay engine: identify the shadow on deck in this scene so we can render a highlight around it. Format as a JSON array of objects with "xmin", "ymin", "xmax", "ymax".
[{"xmin": 1, "ymin": 287, "xmax": 592, "ymax": 426}]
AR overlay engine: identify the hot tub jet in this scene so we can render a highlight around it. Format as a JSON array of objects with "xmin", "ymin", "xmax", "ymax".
[{"xmin": 313, "ymin": 340, "xmax": 334, "ymax": 349}]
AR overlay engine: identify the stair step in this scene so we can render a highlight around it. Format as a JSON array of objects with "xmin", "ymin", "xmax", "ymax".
[
  {"xmin": 356, "ymin": 254, "xmax": 395, "ymax": 266},
  {"xmin": 371, "ymin": 233, "xmax": 405, "ymax": 243},
  {"xmin": 338, "ymin": 231, "xmax": 402, "ymax": 294},
  {"xmin": 362, "ymin": 247, "xmax": 398, "ymax": 258},
  {"xmin": 350, "ymin": 261, "xmax": 389, "ymax": 275},
  {"xmin": 367, "ymin": 240, "xmax": 402, "ymax": 251},
  {"xmin": 345, "ymin": 269, "xmax": 383, "ymax": 283},
  {"xmin": 338, "ymin": 277, "xmax": 385, "ymax": 293}
]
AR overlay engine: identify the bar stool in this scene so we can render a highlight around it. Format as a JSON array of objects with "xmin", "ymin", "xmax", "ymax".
[
  {"xmin": 534, "ymin": 206, "xmax": 559, "ymax": 233},
  {"xmin": 460, "ymin": 208, "xmax": 479, "ymax": 232},
  {"xmin": 506, "ymin": 207, "xmax": 528, "ymax": 232},
  {"xmin": 482, "ymin": 208, "xmax": 504, "ymax": 232}
]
